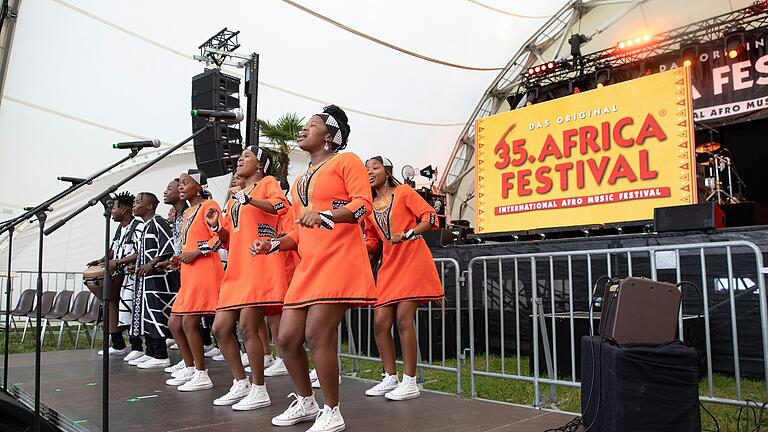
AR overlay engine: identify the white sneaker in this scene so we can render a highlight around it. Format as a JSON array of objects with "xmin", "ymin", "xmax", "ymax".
[
  {"xmin": 384, "ymin": 374, "xmax": 420, "ymax": 401},
  {"xmin": 166, "ymin": 367, "xmax": 195, "ymax": 386},
  {"xmin": 98, "ymin": 347, "xmax": 130, "ymax": 356},
  {"xmin": 271, "ymin": 392, "xmax": 320, "ymax": 426},
  {"xmin": 129, "ymin": 354, "xmax": 153, "ymax": 366},
  {"xmin": 123, "ymin": 350, "xmax": 144, "ymax": 362},
  {"xmin": 204, "ymin": 346, "xmax": 221, "ymax": 358},
  {"xmin": 245, "ymin": 366, "xmax": 251, "ymax": 373},
  {"xmin": 307, "ymin": 404, "xmax": 345, "ymax": 432},
  {"xmin": 170, "ymin": 343, "xmax": 179, "ymax": 350},
  {"xmin": 264, "ymin": 357, "xmax": 289, "ymax": 377},
  {"xmin": 178, "ymin": 369, "xmax": 214, "ymax": 392},
  {"xmin": 264, "ymin": 354, "xmax": 275, "ymax": 369},
  {"xmin": 308, "ymin": 368, "xmax": 318, "ymax": 382},
  {"xmin": 137, "ymin": 357, "xmax": 171, "ymax": 369},
  {"xmin": 213, "ymin": 378, "xmax": 251, "ymax": 406},
  {"xmin": 212, "ymin": 354, "xmax": 226, "ymax": 362},
  {"xmin": 311, "ymin": 374, "xmax": 341, "ymax": 389},
  {"xmin": 166, "ymin": 338, "xmax": 175, "ymax": 347},
  {"xmin": 241, "ymin": 352, "xmax": 250, "ymax": 367},
  {"xmin": 165, "ymin": 359, "xmax": 186, "ymax": 374},
  {"xmin": 232, "ymin": 383, "xmax": 271, "ymax": 411},
  {"xmin": 365, "ymin": 372, "xmax": 399, "ymax": 396}
]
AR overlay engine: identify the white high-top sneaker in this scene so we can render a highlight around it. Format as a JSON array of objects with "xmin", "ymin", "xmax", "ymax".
[
  {"xmin": 123, "ymin": 350, "xmax": 144, "ymax": 362},
  {"xmin": 128, "ymin": 354, "xmax": 153, "ymax": 366},
  {"xmin": 232, "ymin": 383, "xmax": 271, "ymax": 411},
  {"xmin": 264, "ymin": 357, "xmax": 289, "ymax": 377},
  {"xmin": 264, "ymin": 354, "xmax": 275, "ymax": 369},
  {"xmin": 204, "ymin": 346, "xmax": 221, "ymax": 358},
  {"xmin": 178, "ymin": 369, "xmax": 214, "ymax": 392},
  {"xmin": 164, "ymin": 359, "xmax": 186, "ymax": 374},
  {"xmin": 165, "ymin": 338, "xmax": 175, "ymax": 347},
  {"xmin": 271, "ymin": 392, "xmax": 320, "ymax": 426},
  {"xmin": 308, "ymin": 368, "xmax": 318, "ymax": 382},
  {"xmin": 384, "ymin": 373, "xmax": 420, "ymax": 401},
  {"xmin": 311, "ymin": 373, "xmax": 341, "ymax": 389},
  {"xmin": 307, "ymin": 404, "xmax": 345, "ymax": 432},
  {"xmin": 365, "ymin": 372, "xmax": 399, "ymax": 396},
  {"xmin": 241, "ymin": 352, "xmax": 250, "ymax": 367},
  {"xmin": 98, "ymin": 347, "xmax": 130, "ymax": 356},
  {"xmin": 213, "ymin": 378, "xmax": 251, "ymax": 406},
  {"xmin": 137, "ymin": 357, "xmax": 171, "ymax": 369},
  {"xmin": 166, "ymin": 366, "xmax": 195, "ymax": 386}
]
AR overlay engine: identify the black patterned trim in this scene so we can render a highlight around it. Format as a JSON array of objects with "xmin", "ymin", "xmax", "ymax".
[
  {"xmin": 274, "ymin": 201, "xmax": 286, "ymax": 211},
  {"xmin": 374, "ymin": 294, "xmax": 444, "ymax": 308},
  {"xmin": 258, "ymin": 224, "xmax": 277, "ymax": 238},
  {"xmin": 283, "ymin": 297, "xmax": 377, "ymax": 308},
  {"xmin": 217, "ymin": 300, "xmax": 284, "ymax": 311},
  {"xmin": 352, "ymin": 205, "xmax": 367, "ymax": 221},
  {"xmin": 332, "ymin": 200, "xmax": 349, "ymax": 209},
  {"xmin": 429, "ymin": 213, "xmax": 436, "ymax": 226},
  {"xmin": 197, "ymin": 240, "xmax": 221, "ymax": 255}
]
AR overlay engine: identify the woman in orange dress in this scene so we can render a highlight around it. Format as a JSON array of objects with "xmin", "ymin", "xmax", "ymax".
[
  {"xmin": 251, "ymin": 105, "xmax": 374, "ymax": 432},
  {"xmin": 206, "ymin": 146, "xmax": 289, "ymax": 410},
  {"xmin": 166, "ymin": 169, "xmax": 225, "ymax": 392},
  {"xmin": 362, "ymin": 156, "xmax": 444, "ymax": 401}
]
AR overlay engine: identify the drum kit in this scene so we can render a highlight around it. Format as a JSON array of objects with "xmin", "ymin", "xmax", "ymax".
[{"xmin": 695, "ymin": 140, "xmax": 745, "ymax": 204}]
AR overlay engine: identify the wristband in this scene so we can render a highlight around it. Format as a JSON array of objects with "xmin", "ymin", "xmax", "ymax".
[
  {"xmin": 319, "ymin": 210, "xmax": 335, "ymax": 230},
  {"xmin": 211, "ymin": 223, "xmax": 221, "ymax": 233},
  {"xmin": 267, "ymin": 239, "xmax": 281, "ymax": 254},
  {"xmin": 403, "ymin": 228, "xmax": 416, "ymax": 240}
]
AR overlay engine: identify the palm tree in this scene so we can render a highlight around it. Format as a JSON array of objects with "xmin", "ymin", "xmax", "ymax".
[{"xmin": 258, "ymin": 113, "xmax": 303, "ymax": 183}]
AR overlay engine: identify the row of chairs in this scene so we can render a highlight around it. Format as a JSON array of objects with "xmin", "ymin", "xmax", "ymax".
[{"xmin": 5, "ymin": 289, "xmax": 102, "ymax": 350}]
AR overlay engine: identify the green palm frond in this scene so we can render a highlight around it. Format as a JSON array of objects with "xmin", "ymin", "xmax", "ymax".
[{"xmin": 258, "ymin": 112, "xmax": 304, "ymax": 181}]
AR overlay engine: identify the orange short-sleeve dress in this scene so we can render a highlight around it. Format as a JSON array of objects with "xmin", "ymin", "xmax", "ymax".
[
  {"xmin": 366, "ymin": 185, "xmax": 444, "ymax": 308},
  {"xmin": 277, "ymin": 210, "xmax": 300, "ymax": 284},
  {"xmin": 217, "ymin": 176, "xmax": 290, "ymax": 314},
  {"xmin": 283, "ymin": 152, "xmax": 376, "ymax": 309},
  {"xmin": 171, "ymin": 199, "xmax": 225, "ymax": 315}
]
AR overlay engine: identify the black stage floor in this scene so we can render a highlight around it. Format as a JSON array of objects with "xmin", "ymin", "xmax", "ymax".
[{"xmin": 3, "ymin": 349, "xmax": 575, "ymax": 432}]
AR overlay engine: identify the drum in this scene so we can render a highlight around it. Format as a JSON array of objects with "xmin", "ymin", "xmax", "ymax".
[{"xmin": 82, "ymin": 265, "xmax": 123, "ymax": 300}]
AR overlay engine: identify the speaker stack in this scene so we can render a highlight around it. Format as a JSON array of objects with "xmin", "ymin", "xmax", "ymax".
[{"xmin": 191, "ymin": 69, "xmax": 242, "ymax": 177}]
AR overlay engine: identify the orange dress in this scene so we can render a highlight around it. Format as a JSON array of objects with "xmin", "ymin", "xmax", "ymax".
[
  {"xmin": 277, "ymin": 210, "xmax": 299, "ymax": 284},
  {"xmin": 217, "ymin": 177, "xmax": 290, "ymax": 314},
  {"xmin": 284, "ymin": 152, "xmax": 376, "ymax": 309},
  {"xmin": 365, "ymin": 185, "xmax": 444, "ymax": 308},
  {"xmin": 171, "ymin": 199, "xmax": 225, "ymax": 315}
]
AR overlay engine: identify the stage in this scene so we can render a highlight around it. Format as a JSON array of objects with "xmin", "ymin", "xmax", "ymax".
[{"xmin": 2, "ymin": 350, "xmax": 574, "ymax": 432}]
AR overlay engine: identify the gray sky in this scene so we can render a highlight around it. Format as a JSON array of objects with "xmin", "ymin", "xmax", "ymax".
[{"xmin": 0, "ymin": 0, "xmax": 563, "ymax": 207}]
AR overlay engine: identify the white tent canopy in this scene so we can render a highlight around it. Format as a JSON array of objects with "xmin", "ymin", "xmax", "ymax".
[{"xmin": 0, "ymin": 0, "xmax": 566, "ymax": 271}]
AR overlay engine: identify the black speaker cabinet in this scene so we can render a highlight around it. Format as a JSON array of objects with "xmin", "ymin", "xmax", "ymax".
[
  {"xmin": 654, "ymin": 203, "xmax": 724, "ymax": 232},
  {"xmin": 423, "ymin": 229, "xmax": 456, "ymax": 247},
  {"xmin": 580, "ymin": 336, "xmax": 700, "ymax": 432}
]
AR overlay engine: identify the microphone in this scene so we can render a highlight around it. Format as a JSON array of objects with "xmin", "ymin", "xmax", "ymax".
[
  {"xmin": 191, "ymin": 109, "xmax": 244, "ymax": 123},
  {"xmin": 58, "ymin": 176, "xmax": 90, "ymax": 185},
  {"xmin": 113, "ymin": 139, "xmax": 161, "ymax": 150}
]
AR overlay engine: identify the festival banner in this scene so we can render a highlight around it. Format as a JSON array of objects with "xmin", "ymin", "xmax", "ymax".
[{"xmin": 475, "ymin": 68, "xmax": 696, "ymax": 234}]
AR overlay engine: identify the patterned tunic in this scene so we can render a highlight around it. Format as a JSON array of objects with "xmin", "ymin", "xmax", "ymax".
[
  {"xmin": 131, "ymin": 215, "xmax": 180, "ymax": 338},
  {"xmin": 112, "ymin": 217, "xmax": 144, "ymax": 327}
]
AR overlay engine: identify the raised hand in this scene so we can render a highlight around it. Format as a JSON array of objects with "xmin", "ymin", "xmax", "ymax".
[{"xmin": 205, "ymin": 207, "xmax": 220, "ymax": 230}]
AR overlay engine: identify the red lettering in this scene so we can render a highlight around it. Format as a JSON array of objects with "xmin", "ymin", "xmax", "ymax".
[
  {"xmin": 638, "ymin": 149, "xmax": 658, "ymax": 179},
  {"xmin": 517, "ymin": 169, "xmax": 532, "ymax": 196},
  {"xmin": 554, "ymin": 162, "xmax": 573, "ymax": 191},
  {"xmin": 607, "ymin": 154, "xmax": 637, "ymax": 184},
  {"xmin": 501, "ymin": 172, "xmax": 515, "ymax": 199},
  {"xmin": 575, "ymin": 159, "xmax": 585, "ymax": 189},
  {"xmin": 535, "ymin": 166, "xmax": 552, "ymax": 194},
  {"xmin": 562, "ymin": 129, "xmax": 578, "ymax": 157},
  {"xmin": 587, "ymin": 157, "xmax": 610, "ymax": 185},
  {"xmin": 601, "ymin": 121, "xmax": 611, "ymax": 151},
  {"xmin": 635, "ymin": 114, "xmax": 667, "ymax": 145},
  {"xmin": 613, "ymin": 117, "xmax": 634, "ymax": 147},
  {"xmin": 538, "ymin": 135, "xmax": 563, "ymax": 162},
  {"xmin": 579, "ymin": 125, "xmax": 600, "ymax": 155}
]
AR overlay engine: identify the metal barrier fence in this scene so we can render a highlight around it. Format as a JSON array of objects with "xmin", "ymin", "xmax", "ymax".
[
  {"xmin": 467, "ymin": 240, "xmax": 768, "ymax": 409},
  {"xmin": 338, "ymin": 258, "xmax": 464, "ymax": 394}
]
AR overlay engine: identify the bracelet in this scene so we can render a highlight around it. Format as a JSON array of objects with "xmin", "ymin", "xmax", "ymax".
[
  {"xmin": 319, "ymin": 210, "xmax": 335, "ymax": 230},
  {"xmin": 211, "ymin": 223, "xmax": 221, "ymax": 233},
  {"xmin": 235, "ymin": 189, "xmax": 251, "ymax": 205},
  {"xmin": 403, "ymin": 228, "xmax": 416, "ymax": 240},
  {"xmin": 267, "ymin": 239, "xmax": 281, "ymax": 254}
]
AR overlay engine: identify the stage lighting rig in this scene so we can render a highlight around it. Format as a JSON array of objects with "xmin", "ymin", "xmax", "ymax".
[
  {"xmin": 679, "ymin": 41, "xmax": 699, "ymax": 67},
  {"xmin": 197, "ymin": 28, "xmax": 241, "ymax": 68},
  {"xmin": 724, "ymin": 28, "xmax": 745, "ymax": 60},
  {"xmin": 420, "ymin": 165, "xmax": 436, "ymax": 181},
  {"xmin": 402, "ymin": 165, "xmax": 416, "ymax": 187}
]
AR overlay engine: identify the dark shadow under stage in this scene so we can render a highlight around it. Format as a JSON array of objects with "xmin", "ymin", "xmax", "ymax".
[{"xmin": 2, "ymin": 350, "xmax": 574, "ymax": 432}]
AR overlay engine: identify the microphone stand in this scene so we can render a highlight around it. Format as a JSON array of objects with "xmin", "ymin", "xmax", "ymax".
[
  {"xmin": 44, "ymin": 122, "xmax": 212, "ymax": 432},
  {"xmin": 0, "ymin": 149, "xmax": 142, "ymax": 431}
]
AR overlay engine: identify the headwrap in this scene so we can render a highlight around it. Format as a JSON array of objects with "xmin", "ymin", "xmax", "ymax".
[
  {"xmin": 315, "ymin": 112, "xmax": 343, "ymax": 148},
  {"xmin": 367, "ymin": 156, "xmax": 394, "ymax": 175},
  {"xmin": 245, "ymin": 145, "xmax": 271, "ymax": 174},
  {"xmin": 186, "ymin": 168, "xmax": 209, "ymax": 191}
]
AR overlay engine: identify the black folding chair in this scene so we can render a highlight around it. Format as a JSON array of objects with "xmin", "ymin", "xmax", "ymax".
[
  {"xmin": 21, "ymin": 291, "xmax": 55, "ymax": 343},
  {"xmin": 60, "ymin": 291, "xmax": 91, "ymax": 349},
  {"xmin": 41, "ymin": 290, "xmax": 74, "ymax": 348},
  {"xmin": 9, "ymin": 289, "xmax": 36, "ymax": 338},
  {"xmin": 76, "ymin": 296, "xmax": 102, "ymax": 349}
]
